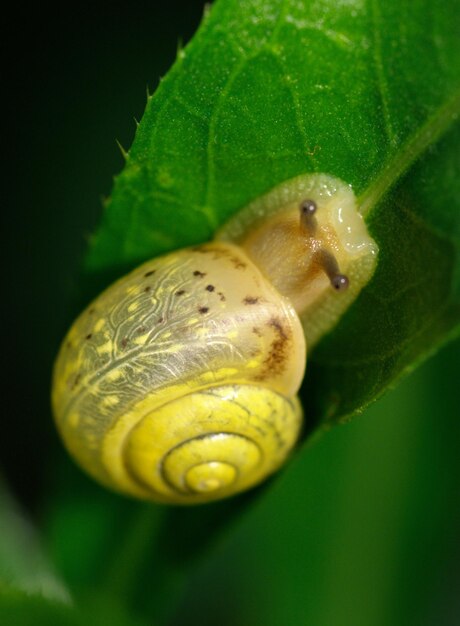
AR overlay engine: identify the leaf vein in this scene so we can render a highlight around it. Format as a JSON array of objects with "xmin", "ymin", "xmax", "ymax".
[
  {"xmin": 370, "ymin": 0, "xmax": 397, "ymax": 147},
  {"xmin": 203, "ymin": 0, "xmax": 290, "ymax": 208}
]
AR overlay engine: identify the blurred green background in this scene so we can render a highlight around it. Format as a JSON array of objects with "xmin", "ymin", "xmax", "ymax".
[{"xmin": 3, "ymin": 2, "xmax": 459, "ymax": 625}]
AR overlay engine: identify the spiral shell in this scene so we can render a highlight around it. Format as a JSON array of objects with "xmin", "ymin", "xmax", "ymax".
[
  {"xmin": 52, "ymin": 243, "xmax": 305, "ymax": 504},
  {"xmin": 52, "ymin": 172, "xmax": 378, "ymax": 504}
]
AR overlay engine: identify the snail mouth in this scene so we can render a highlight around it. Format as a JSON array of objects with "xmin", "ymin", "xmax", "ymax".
[{"xmin": 159, "ymin": 432, "xmax": 261, "ymax": 497}]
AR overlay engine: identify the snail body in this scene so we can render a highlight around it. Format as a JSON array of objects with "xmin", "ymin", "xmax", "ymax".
[{"xmin": 52, "ymin": 173, "xmax": 378, "ymax": 504}]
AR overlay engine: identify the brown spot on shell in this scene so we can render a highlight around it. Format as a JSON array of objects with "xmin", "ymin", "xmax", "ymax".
[
  {"xmin": 206, "ymin": 284, "xmax": 215, "ymax": 292},
  {"xmin": 136, "ymin": 326, "xmax": 146, "ymax": 334},
  {"xmin": 268, "ymin": 317, "xmax": 288, "ymax": 341},
  {"xmin": 198, "ymin": 306, "xmax": 209, "ymax": 314},
  {"xmin": 121, "ymin": 338, "xmax": 128, "ymax": 349},
  {"xmin": 71, "ymin": 373, "xmax": 81, "ymax": 390},
  {"xmin": 217, "ymin": 291, "xmax": 226, "ymax": 302},
  {"xmin": 230, "ymin": 256, "xmax": 247, "ymax": 270},
  {"xmin": 254, "ymin": 317, "xmax": 290, "ymax": 382},
  {"xmin": 144, "ymin": 286, "xmax": 151, "ymax": 293},
  {"xmin": 144, "ymin": 270, "xmax": 155, "ymax": 277},
  {"xmin": 192, "ymin": 245, "xmax": 246, "ymax": 269},
  {"xmin": 86, "ymin": 333, "xmax": 92, "ymax": 340},
  {"xmin": 175, "ymin": 290, "xmax": 186, "ymax": 296},
  {"xmin": 243, "ymin": 296, "xmax": 259, "ymax": 305},
  {"xmin": 252, "ymin": 327, "xmax": 262, "ymax": 337},
  {"xmin": 191, "ymin": 245, "xmax": 222, "ymax": 254},
  {"xmin": 193, "ymin": 270, "xmax": 206, "ymax": 278}
]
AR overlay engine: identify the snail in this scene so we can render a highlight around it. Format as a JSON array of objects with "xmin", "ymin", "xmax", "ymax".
[{"xmin": 52, "ymin": 173, "xmax": 378, "ymax": 504}]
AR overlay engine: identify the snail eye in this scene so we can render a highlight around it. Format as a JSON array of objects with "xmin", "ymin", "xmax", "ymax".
[
  {"xmin": 300, "ymin": 199, "xmax": 317, "ymax": 216},
  {"xmin": 331, "ymin": 274, "xmax": 349, "ymax": 291},
  {"xmin": 299, "ymin": 199, "xmax": 318, "ymax": 234}
]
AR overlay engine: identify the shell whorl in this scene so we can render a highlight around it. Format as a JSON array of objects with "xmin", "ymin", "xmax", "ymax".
[
  {"xmin": 52, "ymin": 242, "xmax": 305, "ymax": 504},
  {"xmin": 52, "ymin": 173, "xmax": 379, "ymax": 504},
  {"xmin": 107, "ymin": 385, "xmax": 302, "ymax": 503}
]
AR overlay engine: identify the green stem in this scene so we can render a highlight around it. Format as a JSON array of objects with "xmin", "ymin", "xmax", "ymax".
[{"xmin": 102, "ymin": 505, "xmax": 166, "ymax": 601}]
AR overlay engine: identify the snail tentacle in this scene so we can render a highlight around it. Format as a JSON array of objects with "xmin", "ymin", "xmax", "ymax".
[{"xmin": 52, "ymin": 173, "xmax": 378, "ymax": 504}]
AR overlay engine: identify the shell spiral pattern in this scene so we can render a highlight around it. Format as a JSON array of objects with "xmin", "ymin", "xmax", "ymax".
[
  {"xmin": 53, "ymin": 173, "xmax": 379, "ymax": 504},
  {"xmin": 52, "ymin": 243, "xmax": 305, "ymax": 504}
]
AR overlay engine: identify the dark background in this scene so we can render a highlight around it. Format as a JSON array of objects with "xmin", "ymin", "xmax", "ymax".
[{"xmin": 3, "ymin": 0, "xmax": 206, "ymax": 508}]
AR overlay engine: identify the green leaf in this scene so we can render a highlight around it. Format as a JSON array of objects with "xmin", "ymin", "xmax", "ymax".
[
  {"xmin": 0, "ymin": 479, "xmax": 70, "ymax": 604},
  {"xmin": 85, "ymin": 0, "xmax": 460, "ymax": 425},
  {"xmin": 308, "ymin": 121, "xmax": 460, "ymax": 423},
  {"xmin": 66, "ymin": 0, "xmax": 460, "ymax": 617},
  {"xmin": 0, "ymin": 587, "xmax": 147, "ymax": 626},
  {"xmin": 0, "ymin": 480, "xmax": 149, "ymax": 624}
]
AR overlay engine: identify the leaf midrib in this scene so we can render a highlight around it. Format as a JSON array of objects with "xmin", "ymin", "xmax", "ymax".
[{"xmin": 359, "ymin": 88, "xmax": 460, "ymax": 217}]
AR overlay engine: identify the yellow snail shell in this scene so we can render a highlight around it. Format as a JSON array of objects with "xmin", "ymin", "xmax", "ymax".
[{"xmin": 52, "ymin": 173, "xmax": 378, "ymax": 504}]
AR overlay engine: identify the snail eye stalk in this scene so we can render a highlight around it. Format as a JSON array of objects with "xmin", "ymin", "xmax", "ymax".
[{"xmin": 52, "ymin": 173, "xmax": 378, "ymax": 505}]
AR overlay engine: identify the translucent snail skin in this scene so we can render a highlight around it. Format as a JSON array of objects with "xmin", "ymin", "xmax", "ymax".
[{"xmin": 52, "ymin": 173, "xmax": 378, "ymax": 505}]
